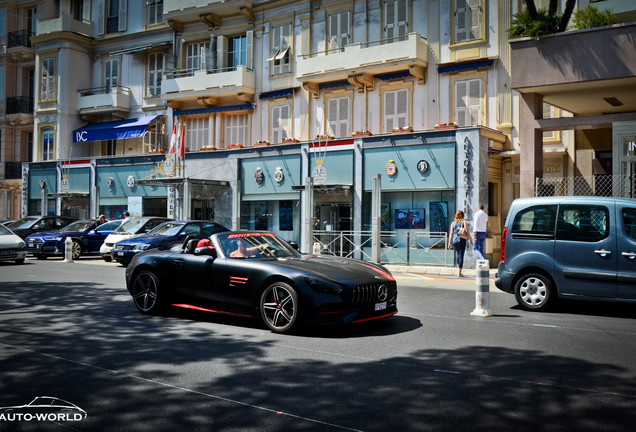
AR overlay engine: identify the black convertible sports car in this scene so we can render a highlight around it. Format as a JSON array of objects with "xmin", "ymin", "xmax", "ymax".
[{"xmin": 125, "ymin": 231, "xmax": 397, "ymax": 333}]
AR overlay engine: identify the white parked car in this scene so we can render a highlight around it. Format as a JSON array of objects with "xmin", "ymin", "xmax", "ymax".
[
  {"xmin": 0, "ymin": 224, "xmax": 27, "ymax": 264},
  {"xmin": 100, "ymin": 217, "xmax": 170, "ymax": 261}
]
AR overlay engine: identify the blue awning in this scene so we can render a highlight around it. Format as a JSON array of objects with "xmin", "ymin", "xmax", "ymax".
[
  {"xmin": 73, "ymin": 115, "xmax": 162, "ymax": 143},
  {"xmin": 259, "ymin": 88, "xmax": 296, "ymax": 100},
  {"xmin": 174, "ymin": 104, "xmax": 253, "ymax": 117},
  {"xmin": 437, "ymin": 59, "xmax": 495, "ymax": 74}
]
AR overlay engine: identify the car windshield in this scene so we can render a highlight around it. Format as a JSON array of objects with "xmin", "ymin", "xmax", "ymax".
[
  {"xmin": 147, "ymin": 222, "xmax": 185, "ymax": 236},
  {"xmin": 218, "ymin": 232, "xmax": 298, "ymax": 259},
  {"xmin": 114, "ymin": 218, "xmax": 150, "ymax": 234},
  {"xmin": 7, "ymin": 216, "xmax": 38, "ymax": 229},
  {"xmin": 0, "ymin": 225, "xmax": 12, "ymax": 236},
  {"xmin": 61, "ymin": 220, "xmax": 94, "ymax": 232}
]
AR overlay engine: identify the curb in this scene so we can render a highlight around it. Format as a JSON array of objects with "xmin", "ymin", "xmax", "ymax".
[{"xmin": 384, "ymin": 264, "xmax": 498, "ymax": 278}]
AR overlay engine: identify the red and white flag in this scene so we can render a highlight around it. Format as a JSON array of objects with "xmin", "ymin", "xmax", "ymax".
[
  {"xmin": 168, "ymin": 124, "xmax": 177, "ymax": 154},
  {"xmin": 179, "ymin": 123, "xmax": 186, "ymax": 158}
]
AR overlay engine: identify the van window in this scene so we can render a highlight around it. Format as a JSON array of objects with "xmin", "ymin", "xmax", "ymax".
[
  {"xmin": 556, "ymin": 205, "xmax": 609, "ymax": 242},
  {"xmin": 511, "ymin": 205, "xmax": 557, "ymax": 236},
  {"xmin": 622, "ymin": 208, "xmax": 636, "ymax": 240}
]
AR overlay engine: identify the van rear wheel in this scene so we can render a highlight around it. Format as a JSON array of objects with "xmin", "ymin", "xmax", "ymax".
[{"xmin": 514, "ymin": 273, "xmax": 553, "ymax": 311}]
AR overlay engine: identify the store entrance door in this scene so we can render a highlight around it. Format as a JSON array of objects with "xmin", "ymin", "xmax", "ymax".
[{"xmin": 315, "ymin": 203, "xmax": 351, "ymax": 232}]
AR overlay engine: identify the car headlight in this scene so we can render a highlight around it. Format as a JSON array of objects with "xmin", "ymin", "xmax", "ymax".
[
  {"xmin": 51, "ymin": 236, "xmax": 64, "ymax": 241},
  {"xmin": 133, "ymin": 243, "xmax": 151, "ymax": 251},
  {"xmin": 303, "ymin": 277, "xmax": 342, "ymax": 295},
  {"xmin": 18, "ymin": 242, "xmax": 26, "ymax": 249}
]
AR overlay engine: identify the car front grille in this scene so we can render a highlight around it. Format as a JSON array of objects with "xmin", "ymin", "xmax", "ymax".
[
  {"xmin": 114, "ymin": 245, "xmax": 134, "ymax": 251},
  {"xmin": 351, "ymin": 281, "xmax": 397, "ymax": 304}
]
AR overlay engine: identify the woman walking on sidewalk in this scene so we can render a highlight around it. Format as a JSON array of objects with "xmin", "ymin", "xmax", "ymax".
[{"xmin": 448, "ymin": 210, "xmax": 473, "ymax": 277}]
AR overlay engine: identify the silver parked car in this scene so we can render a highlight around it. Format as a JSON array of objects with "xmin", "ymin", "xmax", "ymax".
[{"xmin": 496, "ymin": 196, "xmax": 636, "ymax": 311}]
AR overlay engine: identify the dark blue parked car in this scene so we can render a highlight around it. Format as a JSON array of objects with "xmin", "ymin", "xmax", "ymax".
[
  {"xmin": 26, "ymin": 219, "xmax": 122, "ymax": 260},
  {"xmin": 111, "ymin": 220, "xmax": 229, "ymax": 266}
]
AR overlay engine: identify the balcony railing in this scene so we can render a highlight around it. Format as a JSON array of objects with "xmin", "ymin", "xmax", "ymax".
[
  {"xmin": 4, "ymin": 162, "xmax": 23, "ymax": 180},
  {"xmin": 6, "ymin": 97, "xmax": 34, "ymax": 115},
  {"xmin": 7, "ymin": 30, "xmax": 33, "ymax": 48},
  {"xmin": 77, "ymin": 85, "xmax": 131, "ymax": 117},
  {"xmin": 162, "ymin": 65, "xmax": 255, "ymax": 100}
]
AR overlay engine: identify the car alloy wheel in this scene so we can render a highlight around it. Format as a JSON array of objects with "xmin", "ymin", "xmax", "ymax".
[
  {"xmin": 514, "ymin": 273, "xmax": 553, "ymax": 311},
  {"xmin": 260, "ymin": 282, "xmax": 298, "ymax": 333},
  {"xmin": 132, "ymin": 270, "xmax": 162, "ymax": 314},
  {"xmin": 71, "ymin": 240, "xmax": 82, "ymax": 260}
]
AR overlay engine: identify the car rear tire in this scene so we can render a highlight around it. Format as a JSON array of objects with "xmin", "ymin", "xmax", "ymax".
[
  {"xmin": 71, "ymin": 240, "xmax": 82, "ymax": 260},
  {"xmin": 15, "ymin": 258, "xmax": 25, "ymax": 264},
  {"xmin": 131, "ymin": 270, "xmax": 164, "ymax": 314},
  {"xmin": 514, "ymin": 273, "xmax": 554, "ymax": 311},
  {"xmin": 35, "ymin": 254, "xmax": 46, "ymax": 260},
  {"xmin": 260, "ymin": 282, "xmax": 298, "ymax": 333},
  {"xmin": 103, "ymin": 255, "xmax": 112, "ymax": 262}
]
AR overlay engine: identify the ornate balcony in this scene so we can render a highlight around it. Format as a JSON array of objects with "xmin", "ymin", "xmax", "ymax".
[
  {"xmin": 6, "ymin": 30, "xmax": 35, "ymax": 61},
  {"xmin": 297, "ymin": 32, "xmax": 428, "ymax": 96},
  {"xmin": 6, "ymin": 97, "xmax": 34, "ymax": 126},
  {"xmin": 77, "ymin": 86, "xmax": 131, "ymax": 120},
  {"xmin": 161, "ymin": 65, "xmax": 255, "ymax": 108}
]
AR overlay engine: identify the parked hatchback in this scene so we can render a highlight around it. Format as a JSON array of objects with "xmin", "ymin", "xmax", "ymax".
[{"xmin": 496, "ymin": 196, "xmax": 636, "ymax": 311}]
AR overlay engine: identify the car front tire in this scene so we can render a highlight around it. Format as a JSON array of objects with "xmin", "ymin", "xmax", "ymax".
[
  {"xmin": 103, "ymin": 255, "xmax": 112, "ymax": 262},
  {"xmin": 260, "ymin": 282, "xmax": 298, "ymax": 334},
  {"xmin": 514, "ymin": 273, "xmax": 554, "ymax": 311},
  {"xmin": 132, "ymin": 270, "xmax": 164, "ymax": 314},
  {"xmin": 71, "ymin": 240, "xmax": 82, "ymax": 260}
]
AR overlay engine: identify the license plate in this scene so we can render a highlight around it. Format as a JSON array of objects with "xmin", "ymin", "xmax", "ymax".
[
  {"xmin": 1, "ymin": 250, "xmax": 13, "ymax": 256},
  {"xmin": 28, "ymin": 243, "xmax": 34, "ymax": 248},
  {"xmin": 117, "ymin": 252, "xmax": 124, "ymax": 256},
  {"xmin": 374, "ymin": 302, "xmax": 387, "ymax": 311}
]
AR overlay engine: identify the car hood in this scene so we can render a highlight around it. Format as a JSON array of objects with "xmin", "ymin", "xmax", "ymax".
[
  {"xmin": 0, "ymin": 234, "xmax": 25, "ymax": 248},
  {"xmin": 116, "ymin": 234, "xmax": 170, "ymax": 247},
  {"xmin": 27, "ymin": 230, "xmax": 81, "ymax": 240},
  {"xmin": 105, "ymin": 232, "xmax": 140, "ymax": 243},
  {"xmin": 267, "ymin": 255, "xmax": 394, "ymax": 285}
]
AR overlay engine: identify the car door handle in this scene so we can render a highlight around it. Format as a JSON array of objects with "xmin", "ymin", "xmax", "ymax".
[
  {"xmin": 174, "ymin": 259, "xmax": 184, "ymax": 265},
  {"xmin": 594, "ymin": 249, "xmax": 612, "ymax": 257},
  {"xmin": 621, "ymin": 252, "xmax": 636, "ymax": 260}
]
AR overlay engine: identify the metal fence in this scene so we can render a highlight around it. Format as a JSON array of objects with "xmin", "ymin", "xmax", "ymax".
[
  {"xmin": 312, "ymin": 230, "xmax": 454, "ymax": 266},
  {"xmin": 535, "ymin": 174, "xmax": 636, "ymax": 198}
]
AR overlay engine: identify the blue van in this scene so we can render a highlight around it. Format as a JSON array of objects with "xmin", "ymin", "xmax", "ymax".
[{"xmin": 495, "ymin": 196, "xmax": 636, "ymax": 310}]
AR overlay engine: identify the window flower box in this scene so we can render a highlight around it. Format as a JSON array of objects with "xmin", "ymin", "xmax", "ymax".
[
  {"xmin": 315, "ymin": 134, "xmax": 334, "ymax": 141},
  {"xmin": 434, "ymin": 122, "xmax": 458, "ymax": 130},
  {"xmin": 148, "ymin": 148, "xmax": 165, "ymax": 154},
  {"xmin": 391, "ymin": 126, "xmax": 413, "ymax": 133},
  {"xmin": 227, "ymin": 143, "xmax": 244, "ymax": 149},
  {"xmin": 201, "ymin": 146, "xmax": 217, "ymax": 151},
  {"xmin": 282, "ymin": 138, "xmax": 300, "ymax": 144},
  {"xmin": 352, "ymin": 130, "xmax": 372, "ymax": 137},
  {"xmin": 254, "ymin": 140, "xmax": 270, "ymax": 147}
]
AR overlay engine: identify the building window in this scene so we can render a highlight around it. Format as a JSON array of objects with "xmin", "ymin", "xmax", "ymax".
[
  {"xmin": 542, "ymin": 103, "xmax": 561, "ymax": 142},
  {"xmin": 184, "ymin": 117, "xmax": 210, "ymax": 152},
  {"xmin": 40, "ymin": 57, "xmax": 56, "ymax": 101},
  {"xmin": 269, "ymin": 23, "xmax": 292, "ymax": 76},
  {"xmin": 384, "ymin": 88, "xmax": 409, "ymax": 131},
  {"xmin": 271, "ymin": 104, "xmax": 290, "ymax": 144},
  {"xmin": 454, "ymin": 78, "xmax": 482, "ymax": 126},
  {"xmin": 327, "ymin": 96, "xmax": 350, "ymax": 138},
  {"xmin": 106, "ymin": 0, "xmax": 127, "ymax": 33},
  {"xmin": 328, "ymin": 11, "xmax": 350, "ymax": 53},
  {"xmin": 453, "ymin": 0, "xmax": 484, "ymax": 44},
  {"xmin": 148, "ymin": 52, "xmax": 164, "ymax": 96},
  {"xmin": 104, "ymin": 58, "xmax": 119, "ymax": 90},
  {"xmin": 384, "ymin": 0, "xmax": 408, "ymax": 42},
  {"xmin": 227, "ymin": 35, "xmax": 247, "ymax": 70},
  {"xmin": 104, "ymin": 140, "xmax": 117, "ymax": 156},
  {"xmin": 42, "ymin": 128, "xmax": 54, "ymax": 161},
  {"xmin": 225, "ymin": 113, "xmax": 248, "ymax": 147},
  {"xmin": 72, "ymin": 0, "xmax": 84, "ymax": 21},
  {"xmin": 147, "ymin": 0, "xmax": 163, "ymax": 26},
  {"xmin": 186, "ymin": 41, "xmax": 209, "ymax": 73}
]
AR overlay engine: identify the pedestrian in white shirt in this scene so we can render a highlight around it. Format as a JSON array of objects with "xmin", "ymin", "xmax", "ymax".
[{"xmin": 472, "ymin": 203, "xmax": 488, "ymax": 260}]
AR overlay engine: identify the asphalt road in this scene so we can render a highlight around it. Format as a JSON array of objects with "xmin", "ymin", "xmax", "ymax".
[{"xmin": 1, "ymin": 257, "xmax": 635, "ymax": 431}]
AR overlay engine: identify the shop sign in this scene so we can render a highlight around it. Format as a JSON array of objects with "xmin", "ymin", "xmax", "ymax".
[
  {"xmin": 127, "ymin": 176, "xmax": 135, "ymax": 188},
  {"xmin": 107, "ymin": 177, "xmax": 115, "ymax": 188},
  {"xmin": 60, "ymin": 178, "xmax": 70, "ymax": 194},
  {"xmin": 274, "ymin": 167, "xmax": 284, "ymax": 183},
  {"xmin": 254, "ymin": 167, "xmax": 264, "ymax": 184},
  {"xmin": 417, "ymin": 160, "xmax": 429, "ymax": 174},
  {"xmin": 312, "ymin": 161, "xmax": 327, "ymax": 185},
  {"xmin": 386, "ymin": 160, "xmax": 398, "ymax": 176}
]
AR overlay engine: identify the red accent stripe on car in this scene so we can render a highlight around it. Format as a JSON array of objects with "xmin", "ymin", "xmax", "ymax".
[
  {"xmin": 172, "ymin": 304, "xmax": 253, "ymax": 318},
  {"xmin": 352, "ymin": 311, "xmax": 397, "ymax": 323},
  {"xmin": 230, "ymin": 276, "xmax": 248, "ymax": 284},
  {"xmin": 355, "ymin": 262, "xmax": 396, "ymax": 281}
]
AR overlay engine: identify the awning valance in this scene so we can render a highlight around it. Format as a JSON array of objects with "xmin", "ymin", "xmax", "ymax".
[
  {"xmin": 173, "ymin": 104, "xmax": 253, "ymax": 117},
  {"xmin": 437, "ymin": 59, "xmax": 495, "ymax": 74},
  {"xmin": 259, "ymin": 88, "xmax": 297, "ymax": 100},
  {"xmin": 73, "ymin": 115, "xmax": 163, "ymax": 143}
]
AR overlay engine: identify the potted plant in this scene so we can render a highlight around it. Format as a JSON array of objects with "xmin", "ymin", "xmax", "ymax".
[
  {"xmin": 315, "ymin": 134, "xmax": 334, "ymax": 140},
  {"xmin": 282, "ymin": 137, "xmax": 300, "ymax": 144},
  {"xmin": 434, "ymin": 122, "xmax": 458, "ymax": 130},
  {"xmin": 227, "ymin": 143, "xmax": 244, "ymax": 149},
  {"xmin": 148, "ymin": 148, "xmax": 165, "ymax": 154},
  {"xmin": 391, "ymin": 126, "xmax": 413, "ymax": 133},
  {"xmin": 352, "ymin": 130, "xmax": 372, "ymax": 137},
  {"xmin": 201, "ymin": 145, "xmax": 217, "ymax": 151},
  {"xmin": 254, "ymin": 140, "xmax": 270, "ymax": 147}
]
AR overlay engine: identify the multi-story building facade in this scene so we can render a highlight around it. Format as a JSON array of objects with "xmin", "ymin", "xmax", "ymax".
[{"xmin": 2, "ymin": 0, "xmax": 634, "ymax": 265}]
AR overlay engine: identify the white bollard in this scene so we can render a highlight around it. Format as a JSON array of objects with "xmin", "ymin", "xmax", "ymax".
[
  {"xmin": 63, "ymin": 237, "xmax": 74, "ymax": 263},
  {"xmin": 470, "ymin": 259, "xmax": 492, "ymax": 317},
  {"xmin": 313, "ymin": 242, "xmax": 321, "ymax": 255}
]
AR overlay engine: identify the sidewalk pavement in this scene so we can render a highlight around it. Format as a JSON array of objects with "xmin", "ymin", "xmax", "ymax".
[{"xmin": 384, "ymin": 264, "xmax": 498, "ymax": 278}]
